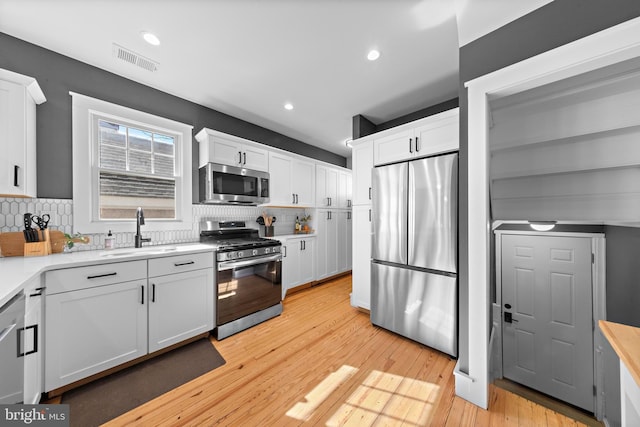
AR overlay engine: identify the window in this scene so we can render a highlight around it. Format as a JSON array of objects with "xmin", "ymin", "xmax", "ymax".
[{"xmin": 71, "ymin": 92, "xmax": 193, "ymax": 233}]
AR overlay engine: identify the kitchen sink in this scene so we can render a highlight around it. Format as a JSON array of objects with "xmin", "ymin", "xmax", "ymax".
[{"xmin": 99, "ymin": 246, "xmax": 178, "ymax": 257}]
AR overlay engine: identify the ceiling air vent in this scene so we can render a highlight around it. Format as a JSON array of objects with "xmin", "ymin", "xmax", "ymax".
[{"xmin": 112, "ymin": 43, "xmax": 159, "ymax": 72}]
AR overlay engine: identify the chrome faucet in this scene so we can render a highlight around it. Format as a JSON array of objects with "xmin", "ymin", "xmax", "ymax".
[{"xmin": 135, "ymin": 207, "xmax": 151, "ymax": 248}]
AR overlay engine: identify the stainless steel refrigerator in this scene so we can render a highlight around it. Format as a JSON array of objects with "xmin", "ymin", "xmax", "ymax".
[{"xmin": 371, "ymin": 152, "xmax": 457, "ymax": 357}]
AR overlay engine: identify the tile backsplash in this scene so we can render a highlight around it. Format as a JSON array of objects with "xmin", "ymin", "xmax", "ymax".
[{"xmin": 0, "ymin": 197, "xmax": 308, "ymax": 253}]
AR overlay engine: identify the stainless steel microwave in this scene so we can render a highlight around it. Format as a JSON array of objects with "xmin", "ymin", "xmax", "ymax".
[{"xmin": 199, "ymin": 163, "xmax": 270, "ymax": 205}]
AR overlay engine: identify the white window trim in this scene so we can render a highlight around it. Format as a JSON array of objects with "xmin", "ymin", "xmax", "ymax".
[{"xmin": 71, "ymin": 92, "xmax": 193, "ymax": 233}]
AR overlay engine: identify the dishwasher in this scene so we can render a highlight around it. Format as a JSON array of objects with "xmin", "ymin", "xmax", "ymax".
[{"xmin": 0, "ymin": 293, "xmax": 25, "ymax": 404}]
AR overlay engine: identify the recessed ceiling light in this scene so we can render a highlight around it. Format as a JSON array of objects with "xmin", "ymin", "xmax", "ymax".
[
  {"xmin": 284, "ymin": 103, "xmax": 294, "ymax": 110},
  {"xmin": 142, "ymin": 31, "xmax": 160, "ymax": 46},
  {"xmin": 367, "ymin": 49, "xmax": 380, "ymax": 61}
]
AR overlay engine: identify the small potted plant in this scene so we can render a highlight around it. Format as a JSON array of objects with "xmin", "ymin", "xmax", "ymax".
[
  {"xmin": 300, "ymin": 214, "xmax": 312, "ymax": 232},
  {"xmin": 63, "ymin": 232, "xmax": 90, "ymax": 252}
]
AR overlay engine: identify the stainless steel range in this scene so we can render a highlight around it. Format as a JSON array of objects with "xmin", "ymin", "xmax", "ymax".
[{"xmin": 200, "ymin": 220, "xmax": 282, "ymax": 340}]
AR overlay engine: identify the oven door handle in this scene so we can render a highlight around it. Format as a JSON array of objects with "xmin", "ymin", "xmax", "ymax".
[{"xmin": 218, "ymin": 253, "xmax": 282, "ymax": 271}]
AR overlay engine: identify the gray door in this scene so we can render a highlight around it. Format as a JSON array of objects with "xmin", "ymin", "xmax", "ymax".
[
  {"xmin": 408, "ymin": 153, "xmax": 457, "ymax": 273},
  {"xmin": 501, "ymin": 234, "xmax": 594, "ymax": 412},
  {"xmin": 371, "ymin": 162, "xmax": 407, "ymax": 264}
]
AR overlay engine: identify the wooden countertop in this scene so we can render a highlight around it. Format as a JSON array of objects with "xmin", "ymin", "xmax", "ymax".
[{"xmin": 599, "ymin": 320, "xmax": 640, "ymax": 386}]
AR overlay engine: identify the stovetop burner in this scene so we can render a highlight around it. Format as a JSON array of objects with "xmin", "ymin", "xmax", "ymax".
[{"xmin": 199, "ymin": 220, "xmax": 281, "ymax": 261}]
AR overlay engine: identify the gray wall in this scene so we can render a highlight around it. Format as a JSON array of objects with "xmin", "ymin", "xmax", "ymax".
[{"xmin": 0, "ymin": 32, "xmax": 346, "ymax": 201}]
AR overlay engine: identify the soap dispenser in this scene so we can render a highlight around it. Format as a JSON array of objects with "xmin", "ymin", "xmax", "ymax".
[{"xmin": 104, "ymin": 230, "xmax": 115, "ymax": 249}]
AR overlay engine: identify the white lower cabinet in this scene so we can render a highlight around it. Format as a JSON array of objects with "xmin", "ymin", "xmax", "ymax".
[
  {"xmin": 45, "ymin": 279, "xmax": 147, "ymax": 391},
  {"xmin": 281, "ymin": 236, "xmax": 315, "ymax": 298},
  {"xmin": 148, "ymin": 267, "xmax": 214, "ymax": 353},
  {"xmin": 351, "ymin": 205, "xmax": 372, "ymax": 310},
  {"xmin": 44, "ymin": 252, "xmax": 214, "ymax": 392},
  {"xmin": 23, "ymin": 276, "xmax": 44, "ymax": 404},
  {"xmin": 316, "ymin": 209, "xmax": 352, "ymax": 281}
]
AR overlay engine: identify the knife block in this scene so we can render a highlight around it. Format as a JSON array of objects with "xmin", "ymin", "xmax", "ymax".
[{"xmin": 24, "ymin": 229, "xmax": 51, "ymax": 257}]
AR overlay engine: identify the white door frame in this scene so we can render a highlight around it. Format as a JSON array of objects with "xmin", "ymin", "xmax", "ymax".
[
  {"xmin": 458, "ymin": 16, "xmax": 640, "ymax": 409},
  {"xmin": 493, "ymin": 230, "xmax": 606, "ymax": 418}
]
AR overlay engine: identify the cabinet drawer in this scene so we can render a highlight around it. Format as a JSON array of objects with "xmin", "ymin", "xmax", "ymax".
[
  {"xmin": 45, "ymin": 260, "xmax": 147, "ymax": 295},
  {"xmin": 148, "ymin": 251, "xmax": 214, "ymax": 277}
]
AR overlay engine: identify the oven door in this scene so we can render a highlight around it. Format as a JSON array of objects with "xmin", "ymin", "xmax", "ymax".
[{"xmin": 216, "ymin": 253, "xmax": 282, "ymax": 326}]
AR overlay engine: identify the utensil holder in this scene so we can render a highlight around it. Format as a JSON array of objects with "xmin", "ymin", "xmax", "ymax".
[
  {"xmin": 24, "ymin": 229, "xmax": 51, "ymax": 257},
  {"xmin": 264, "ymin": 226, "xmax": 274, "ymax": 237}
]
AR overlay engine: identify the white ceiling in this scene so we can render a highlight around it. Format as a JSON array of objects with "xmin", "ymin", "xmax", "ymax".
[{"xmin": 0, "ymin": 1, "xmax": 550, "ymax": 159}]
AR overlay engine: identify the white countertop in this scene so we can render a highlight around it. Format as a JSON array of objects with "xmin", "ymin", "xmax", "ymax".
[{"xmin": 0, "ymin": 243, "xmax": 215, "ymax": 307}]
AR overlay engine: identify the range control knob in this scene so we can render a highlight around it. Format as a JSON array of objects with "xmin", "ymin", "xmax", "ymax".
[{"xmin": 265, "ymin": 247, "xmax": 271, "ymax": 254}]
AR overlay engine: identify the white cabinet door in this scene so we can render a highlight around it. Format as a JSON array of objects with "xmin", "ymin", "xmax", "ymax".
[
  {"xmin": 0, "ymin": 74, "xmax": 43, "ymax": 197},
  {"xmin": 298, "ymin": 238, "xmax": 315, "ymax": 285},
  {"xmin": 413, "ymin": 109, "xmax": 459, "ymax": 156},
  {"xmin": 338, "ymin": 171, "xmax": 352, "ymax": 209},
  {"xmin": 352, "ymin": 140, "xmax": 373, "ymax": 205},
  {"xmin": 281, "ymin": 237, "xmax": 315, "ymax": 298},
  {"xmin": 148, "ymin": 268, "xmax": 214, "ymax": 353},
  {"xmin": 337, "ymin": 211, "xmax": 352, "ymax": 273},
  {"xmin": 352, "ymin": 205, "xmax": 372, "ymax": 310},
  {"xmin": 268, "ymin": 151, "xmax": 294, "ymax": 205},
  {"xmin": 316, "ymin": 165, "xmax": 339, "ymax": 207},
  {"xmin": 208, "ymin": 133, "xmax": 244, "ymax": 167},
  {"xmin": 281, "ymin": 238, "xmax": 299, "ymax": 298},
  {"xmin": 23, "ymin": 277, "xmax": 43, "ymax": 404},
  {"xmin": 292, "ymin": 158, "xmax": 315, "ymax": 206},
  {"xmin": 316, "ymin": 210, "xmax": 339, "ymax": 280},
  {"xmin": 374, "ymin": 128, "xmax": 414, "ymax": 165},
  {"xmin": 45, "ymin": 280, "xmax": 147, "ymax": 391},
  {"xmin": 196, "ymin": 128, "xmax": 268, "ymax": 171},
  {"xmin": 241, "ymin": 143, "xmax": 269, "ymax": 171}
]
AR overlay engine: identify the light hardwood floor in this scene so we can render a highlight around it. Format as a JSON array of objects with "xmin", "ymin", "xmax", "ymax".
[{"xmin": 103, "ymin": 274, "xmax": 593, "ymax": 426}]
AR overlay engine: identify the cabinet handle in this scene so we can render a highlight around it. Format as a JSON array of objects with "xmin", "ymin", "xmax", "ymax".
[
  {"xmin": 29, "ymin": 287, "xmax": 45, "ymax": 297},
  {"xmin": 238, "ymin": 151, "xmax": 242, "ymax": 164},
  {"xmin": 87, "ymin": 272, "xmax": 117, "ymax": 279},
  {"xmin": 300, "ymin": 240, "xmax": 303, "ymax": 251},
  {"xmin": 295, "ymin": 194, "xmax": 299, "ymax": 204},
  {"xmin": 174, "ymin": 261, "xmax": 195, "ymax": 267},
  {"xmin": 283, "ymin": 246, "xmax": 287, "ymax": 257},
  {"xmin": 152, "ymin": 283, "xmax": 156, "ymax": 303},
  {"xmin": 17, "ymin": 324, "xmax": 38, "ymax": 357},
  {"xmin": 347, "ymin": 212, "xmax": 351, "ymax": 220},
  {"xmin": 369, "ymin": 187, "xmax": 372, "ymax": 200},
  {"xmin": 14, "ymin": 165, "xmax": 19, "ymax": 187},
  {"xmin": 292, "ymin": 193, "xmax": 296, "ymax": 204},
  {"xmin": 369, "ymin": 209, "xmax": 371, "ymax": 222},
  {"xmin": 415, "ymin": 136, "xmax": 420, "ymax": 152},
  {"xmin": 141, "ymin": 285, "xmax": 145, "ymax": 304},
  {"xmin": 409, "ymin": 138, "xmax": 413, "ymax": 153},
  {"xmin": 243, "ymin": 152, "xmax": 247, "ymax": 165},
  {"xmin": 303, "ymin": 240, "xmax": 306, "ymax": 250}
]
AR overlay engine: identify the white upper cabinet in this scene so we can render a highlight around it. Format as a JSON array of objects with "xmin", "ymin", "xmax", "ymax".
[
  {"xmin": 0, "ymin": 68, "xmax": 46, "ymax": 197},
  {"xmin": 291, "ymin": 157, "xmax": 315, "ymax": 206},
  {"xmin": 373, "ymin": 108, "xmax": 459, "ymax": 165},
  {"xmin": 267, "ymin": 151, "xmax": 315, "ymax": 207},
  {"xmin": 196, "ymin": 128, "xmax": 269, "ymax": 172},
  {"xmin": 337, "ymin": 170, "xmax": 352, "ymax": 209},
  {"xmin": 316, "ymin": 164, "xmax": 351, "ymax": 208},
  {"xmin": 351, "ymin": 139, "xmax": 373, "ymax": 206}
]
